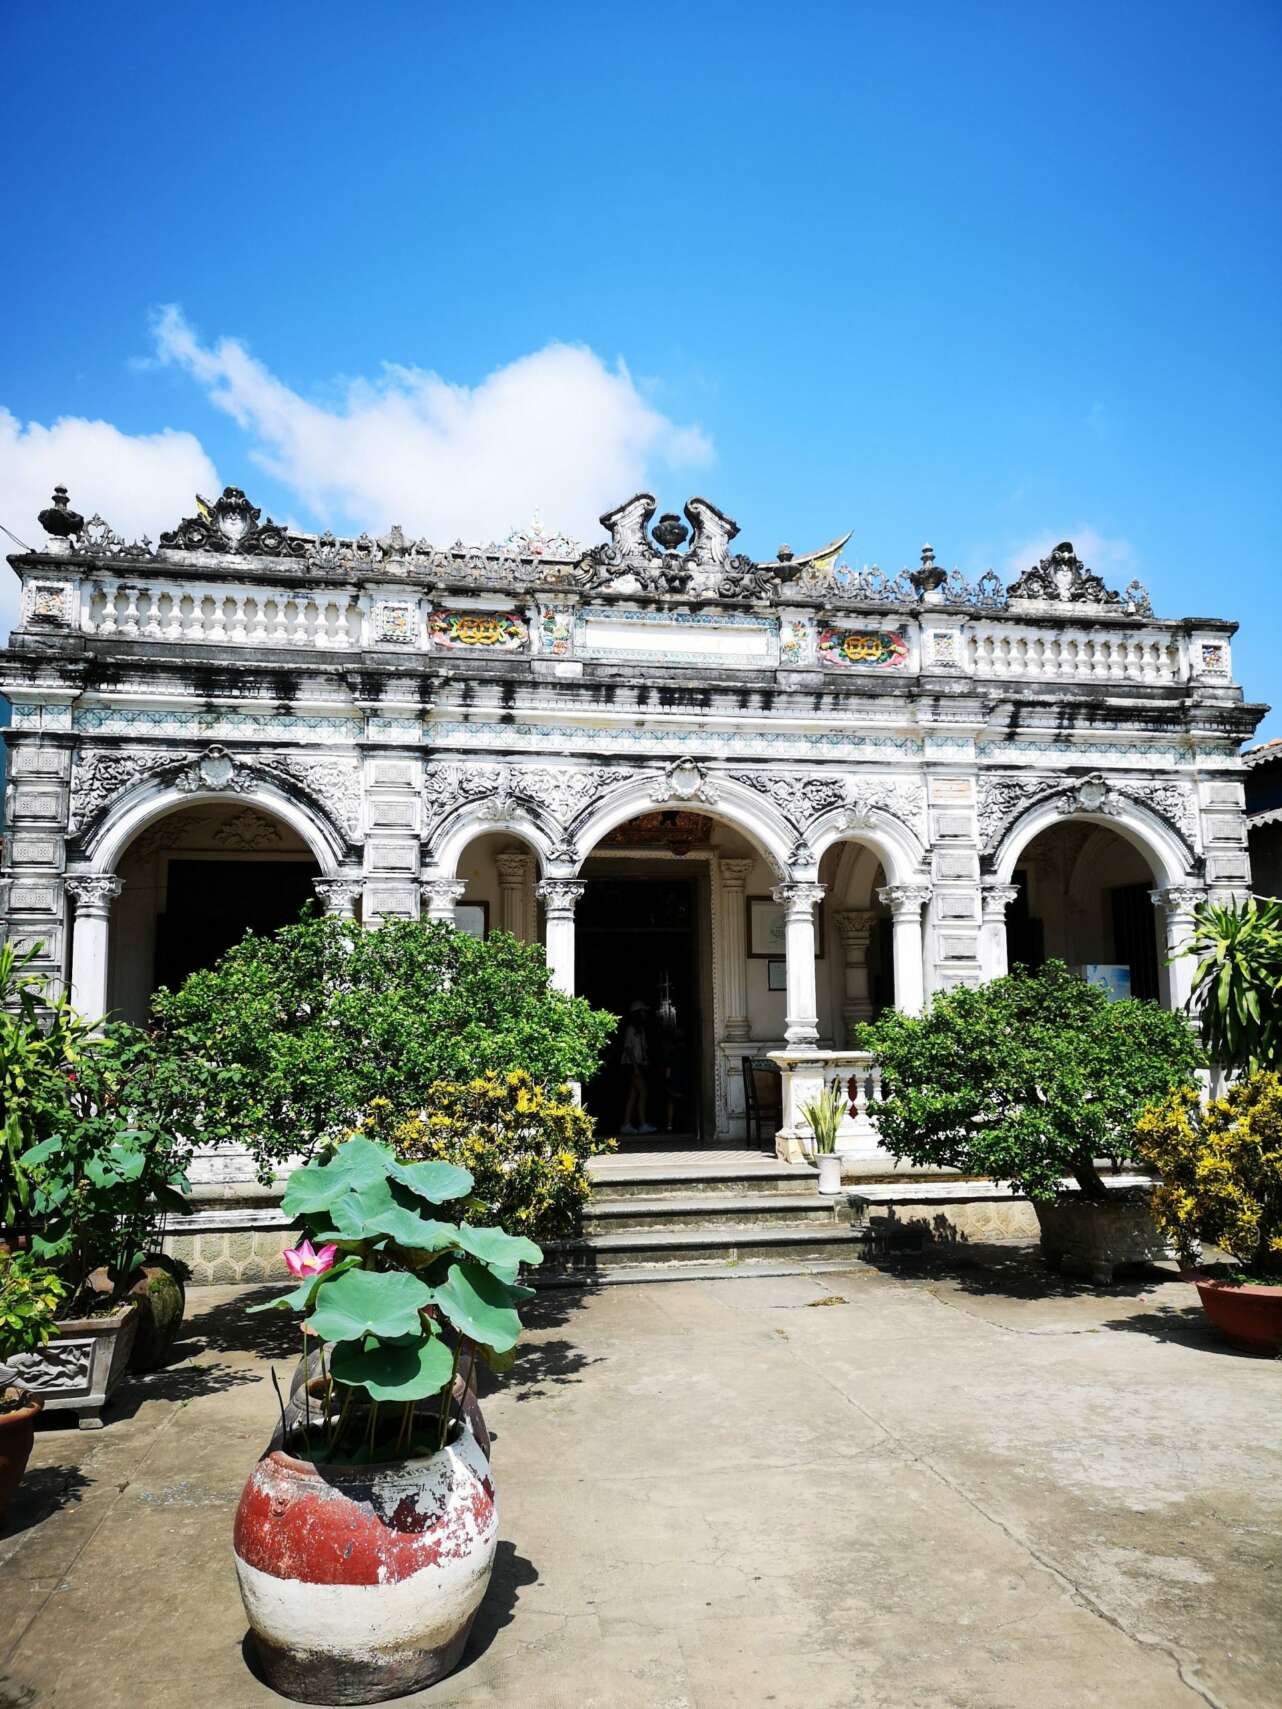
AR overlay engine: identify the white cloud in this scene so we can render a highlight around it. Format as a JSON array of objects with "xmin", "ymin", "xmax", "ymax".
[
  {"xmin": 0, "ymin": 407, "xmax": 219, "ymax": 637},
  {"xmin": 151, "ymin": 306, "xmax": 713, "ymax": 544},
  {"xmin": 1006, "ymin": 525, "xmax": 1139, "ymax": 586}
]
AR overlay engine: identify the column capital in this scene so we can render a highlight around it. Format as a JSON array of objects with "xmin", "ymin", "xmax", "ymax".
[
  {"xmin": 65, "ymin": 875, "xmax": 123, "ymax": 918},
  {"xmin": 835, "ymin": 908, "xmax": 879, "ymax": 942},
  {"xmin": 421, "ymin": 878, "xmax": 467, "ymax": 917},
  {"xmin": 314, "ymin": 877, "xmax": 363, "ymax": 917},
  {"xmin": 495, "ymin": 847, "xmax": 532, "ymax": 885},
  {"xmin": 536, "ymin": 879, "xmax": 586, "ymax": 918},
  {"xmin": 877, "ymin": 883, "xmax": 932, "ymax": 919},
  {"xmin": 980, "ymin": 881, "xmax": 1021, "ymax": 919},
  {"xmin": 1150, "ymin": 885, "xmax": 1206, "ymax": 916},
  {"xmin": 772, "ymin": 881, "xmax": 825, "ymax": 915},
  {"xmin": 718, "ymin": 857, "xmax": 756, "ymax": 889}
]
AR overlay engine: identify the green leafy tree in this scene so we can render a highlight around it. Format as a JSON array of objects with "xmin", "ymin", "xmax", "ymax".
[
  {"xmin": 1179, "ymin": 897, "xmax": 1282, "ymax": 1072},
  {"xmin": 147, "ymin": 915, "xmax": 615, "ymax": 1179},
  {"xmin": 856, "ymin": 961, "xmax": 1202, "ymax": 1201}
]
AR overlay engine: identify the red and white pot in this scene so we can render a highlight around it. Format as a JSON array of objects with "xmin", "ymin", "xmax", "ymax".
[{"xmin": 233, "ymin": 1419, "xmax": 497, "ymax": 1704}]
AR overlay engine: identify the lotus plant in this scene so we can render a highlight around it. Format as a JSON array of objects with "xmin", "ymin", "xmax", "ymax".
[{"xmin": 252, "ymin": 1135, "xmax": 542, "ymax": 1462}]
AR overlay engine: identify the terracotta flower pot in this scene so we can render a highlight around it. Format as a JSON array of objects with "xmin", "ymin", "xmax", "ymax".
[
  {"xmin": 0, "ymin": 1393, "xmax": 43, "ymax": 1527},
  {"xmin": 234, "ymin": 1418, "xmax": 498, "ymax": 1703},
  {"xmin": 1191, "ymin": 1275, "xmax": 1282, "ymax": 1355}
]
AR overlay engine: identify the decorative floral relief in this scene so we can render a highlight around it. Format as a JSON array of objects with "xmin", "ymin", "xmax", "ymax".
[
  {"xmin": 1, "ymin": 1338, "xmax": 92, "ymax": 1392},
  {"xmin": 429, "ymin": 610, "xmax": 527, "ymax": 652},
  {"xmin": 816, "ymin": 627, "xmax": 910, "ymax": 670},
  {"xmin": 978, "ymin": 771, "xmax": 1198, "ymax": 854},
  {"xmin": 210, "ymin": 808, "xmax": 284, "ymax": 851},
  {"xmin": 728, "ymin": 770, "xmax": 924, "ymax": 834}
]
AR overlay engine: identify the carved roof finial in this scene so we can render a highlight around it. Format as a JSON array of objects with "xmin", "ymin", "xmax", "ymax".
[
  {"xmin": 38, "ymin": 484, "xmax": 84, "ymax": 540},
  {"xmin": 652, "ymin": 513, "xmax": 689, "ymax": 552}
]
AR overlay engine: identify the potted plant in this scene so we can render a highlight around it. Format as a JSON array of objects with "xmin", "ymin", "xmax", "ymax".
[
  {"xmin": 1177, "ymin": 896, "xmax": 1282, "ymax": 1074},
  {"xmin": 799, "ymin": 1077, "xmax": 845, "ymax": 1194},
  {"xmin": 1136, "ymin": 1071, "xmax": 1282, "ymax": 1353},
  {"xmin": 857, "ymin": 961, "xmax": 1203, "ymax": 1281},
  {"xmin": 0, "ymin": 1251, "xmax": 66, "ymax": 1525},
  {"xmin": 12, "ymin": 1035, "xmax": 194, "ymax": 1423},
  {"xmin": 234, "ymin": 1134, "xmax": 542, "ymax": 1703}
]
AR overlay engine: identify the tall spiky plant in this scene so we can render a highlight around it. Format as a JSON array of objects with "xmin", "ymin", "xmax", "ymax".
[{"xmin": 1181, "ymin": 897, "xmax": 1282, "ymax": 1072}]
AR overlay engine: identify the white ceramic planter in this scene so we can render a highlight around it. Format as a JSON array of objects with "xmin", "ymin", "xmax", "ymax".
[{"xmin": 817, "ymin": 1153, "xmax": 843, "ymax": 1195}]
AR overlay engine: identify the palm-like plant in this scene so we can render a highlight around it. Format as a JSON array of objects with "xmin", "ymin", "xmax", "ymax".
[{"xmin": 1181, "ymin": 898, "xmax": 1282, "ymax": 1072}]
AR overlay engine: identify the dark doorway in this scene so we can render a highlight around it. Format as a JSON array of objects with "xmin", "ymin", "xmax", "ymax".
[
  {"xmin": 1110, "ymin": 882, "xmax": 1160, "ymax": 1000},
  {"xmin": 154, "ymin": 858, "xmax": 319, "ymax": 991},
  {"xmin": 575, "ymin": 876, "xmax": 702, "ymax": 1140}
]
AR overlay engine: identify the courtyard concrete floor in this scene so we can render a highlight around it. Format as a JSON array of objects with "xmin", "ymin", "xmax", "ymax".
[{"xmin": 1, "ymin": 1246, "xmax": 1278, "ymax": 1709}]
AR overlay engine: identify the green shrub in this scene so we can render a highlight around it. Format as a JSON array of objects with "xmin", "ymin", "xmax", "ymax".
[
  {"xmin": 383, "ymin": 1070, "xmax": 608, "ymax": 1243},
  {"xmin": 1135, "ymin": 1071, "xmax": 1282, "ymax": 1278},
  {"xmin": 147, "ymin": 915, "xmax": 615, "ymax": 1181},
  {"xmin": 856, "ymin": 960, "xmax": 1202, "ymax": 1201}
]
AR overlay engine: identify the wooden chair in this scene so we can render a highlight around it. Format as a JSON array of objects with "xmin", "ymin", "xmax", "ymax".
[{"xmin": 742, "ymin": 1056, "xmax": 783, "ymax": 1149}]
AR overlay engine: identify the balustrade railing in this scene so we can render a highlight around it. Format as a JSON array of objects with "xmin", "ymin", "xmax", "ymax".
[
  {"xmin": 768, "ymin": 1048, "xmax": 891, "ymax": 1166},
  {"xmin": 965, "ymin": 623, "xmax": 1179, "ymax": 684},
  {"xmin": 84, "ymin": 582, "xmax": 363, "ymax": 650}
]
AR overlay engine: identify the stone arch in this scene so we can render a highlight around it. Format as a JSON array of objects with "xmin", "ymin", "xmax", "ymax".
[
  {"xmin": 80, "ymin": 776, "xmax": 343, "ymax": 877},
  {"xmin": 429, "ymin": 805, "xmax": 555, "ymax": 880},
  {"xmin": 806, "ymin": 808, "xmax": 927, "ymax": 887},
  {"xmin": 991, "ymin": 792, "xmax": 1193, "ymax": 890},
  {"xmin": 569, "ymin": 772, "xmax": 795, "ymax": 876}
]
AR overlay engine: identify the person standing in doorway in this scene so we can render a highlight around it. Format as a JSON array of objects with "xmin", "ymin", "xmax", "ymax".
[{"xmin": 619, "ymin": 1000, "xmax": 656, "ymax": 1134}]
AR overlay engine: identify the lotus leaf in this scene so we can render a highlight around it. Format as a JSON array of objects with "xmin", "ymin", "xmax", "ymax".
[
  {"xmin": 330, "ymin": 1330, "xmax": 456, "ymax": 1401},
  {"xmin": 306, "ymin": 1267, "xmax": 433, "ymax": 1343},
  {"xmin": 431, "ymin": 1259, "xmax": 523, "ymax": 1353}
]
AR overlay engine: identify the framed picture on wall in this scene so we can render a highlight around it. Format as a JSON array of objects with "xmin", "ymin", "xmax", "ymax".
[
  {"xmin": 766, "ymin": 957, "xmax": 786, "ymax": 991},
  {"xmin": 453, "ymin": 901, "xmax": 489, "ymax": 940},
  {"xmin": 747, "ymin": 895, "xmax": 825, "ymax": 959}
]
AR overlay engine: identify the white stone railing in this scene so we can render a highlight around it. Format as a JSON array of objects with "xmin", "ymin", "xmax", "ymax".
[
  {"xmin": 768, "ymin": 1049, "xmax": 893, "ymax": 1167},
  {"xmin": 964, "ymin": 621, "xmax": 1180, "ymax": 685},
  {"xmin": 83, "ymin": 581, "xmax": 363, "ymax": 651}
]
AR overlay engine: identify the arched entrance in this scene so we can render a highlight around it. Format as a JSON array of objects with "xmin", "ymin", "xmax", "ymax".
[
  {"xmin": 107, "ymin": 800, "xmax": 321, "ymax": 1022},
  {"xmin": 65, "ymin": 779, "xmax": 342, "ymax": 1026}
]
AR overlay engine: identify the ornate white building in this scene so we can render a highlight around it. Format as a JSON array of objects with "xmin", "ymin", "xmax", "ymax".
[{"xmin": 0, "ymin": 483, "xmax": 1263, "ymax": 1143}]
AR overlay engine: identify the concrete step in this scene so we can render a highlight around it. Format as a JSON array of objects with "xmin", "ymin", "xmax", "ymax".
[
  {"xmin": 584, "ymin": 1192, "xmax": 843, "ymax": 1232},
  {"xmin": 541, "ymin": 1221, "xmax": 867, "ymax": 1273},
  {"xmin": 588, "ymin": 1163, "xmax": 819, "ymax": 1200},
  {"xmin": 532, "ymin": 1255, "xmax": 866, "ymax": 1289}
]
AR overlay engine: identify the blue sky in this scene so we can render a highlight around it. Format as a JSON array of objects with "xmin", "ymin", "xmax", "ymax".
[{"xmin": 1, "ymin": 0, "xmax": 1278, "ymax": 736}]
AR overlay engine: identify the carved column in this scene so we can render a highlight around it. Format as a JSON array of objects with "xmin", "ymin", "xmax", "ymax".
[
  {"xmin": 718, "ymin": 858, "xmax": 755, "ymax": 1042},
  {"xmin": 313, "ymin": 878, "xmax": 363, "ymax": 920},
  {"xmin": 773, "ymin": 881, "xmax": 825, "ymax": 1046},
  {"xmin": 65, "ymin": 876, "xmax": 122, "ymax": 1023},
  {"xmin": 979, "ymin": 882, "xmax": 1021, "ymax": 982},
  {"xmin": 536, "ymin": 880, "xmax": 585, "ymax": 995},
  {"xmin": 420, "ymin": 878, "xmax": 466, "ymax": 924},
  {"xmin": 877, "ymin": 884, "xmax": 932, "ymax": 1016},
  {"xmin": 496, "ymin": 846, "xmax": 533, "ymax": 941},
  {"xmin": 835, "ymin": 909, "xmax": 878, "ymax": 1031},
  {"xmin": 1151, "ymin": 886, "xmax": 1204, "ymax": 1013}
]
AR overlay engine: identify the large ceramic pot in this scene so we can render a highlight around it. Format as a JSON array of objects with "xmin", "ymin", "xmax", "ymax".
[
  {"xmin": 127, "ymin": 1259, "xmax": 187, "ymax": 1373},
  {"xmin": 0, "ymin": 1302, "xmax": 139, "ymax": 1429},
  {"xmin": 0, "ymin": 1393, "xmax": 43, "ymax": 1526},
  {"xmin": 1035, "ymin": 1192, "xmax": 1176, "ymax": 1286},
  {"xmin": 234, "ymin": 1417, "xmax": 498, "ymax": 1704},
  {"xmin": 1191, "ymin": 1276, "xmax": 1282, "ymax": 1355}
]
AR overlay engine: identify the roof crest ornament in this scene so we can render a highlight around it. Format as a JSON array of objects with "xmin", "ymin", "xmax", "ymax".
[
  {"xmin": 1007, "ymin": 540, "xmax": 1153, "ymax": 615},
  {"xmin": 159, "ymin": 487, "xmax": 306, "ymax": 558}
]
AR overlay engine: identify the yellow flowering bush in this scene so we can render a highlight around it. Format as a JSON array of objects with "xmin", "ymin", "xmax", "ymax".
[
  {"xmin": 376, "ymin": 1072, "xmax": 612, "ymax": 1243},
  {"xmin": 1135, "ymin": 1071, "xmax": 1282, "ymax": 1277}
]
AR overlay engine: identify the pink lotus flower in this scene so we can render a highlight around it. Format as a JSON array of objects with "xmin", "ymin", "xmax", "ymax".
[{"xmin": 282, "ymin": 1239, "xmax": 338, "ymax": 1279}]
